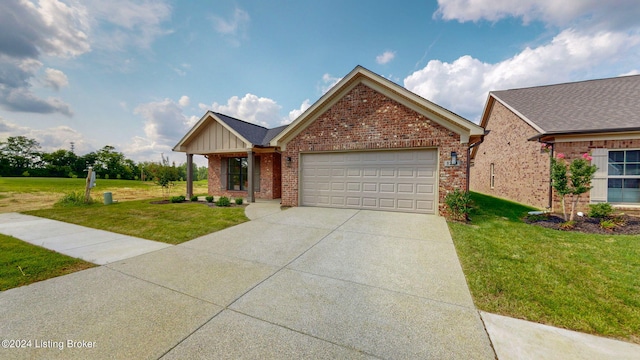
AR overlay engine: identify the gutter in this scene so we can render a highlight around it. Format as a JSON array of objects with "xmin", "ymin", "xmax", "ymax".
[
  {"xmin": 466, "ymin": 134, "xmax": 485, "ymax": 191},
  {"xmin": 527, "ymin": 127, "xmax": 640, "ymax": 141}
]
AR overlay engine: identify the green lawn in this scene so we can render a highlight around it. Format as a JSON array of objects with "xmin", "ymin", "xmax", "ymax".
[
  {"xmin": 25, "ymin": 199, "xmax": 248, "ymax": 244},
  {"xmin": 0, "ymin": 234, "xmax": 95, "ymax": 291},
  {"xmin": 0, "ymin": 176, "xmax": 209, "ymax": 194},
  {"xmin": 449, "ymin": 192, "xmax": 640, "ymax": 344}
]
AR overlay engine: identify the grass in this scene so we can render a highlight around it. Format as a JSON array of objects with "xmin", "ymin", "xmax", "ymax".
[
  {"xmin": 0, "ymin": 177, "xmax": 208, "ymax": 213},
  {"xmin": 449, "ymin": 192, "xmax": 640, "ymax": 344},
  {"xmin": 25, "ymin": 199, "xmax": 248, "ymax": 244},
  {"xmin": 0, "ymin": 234, "xmax": 95, "ymax": 291}
]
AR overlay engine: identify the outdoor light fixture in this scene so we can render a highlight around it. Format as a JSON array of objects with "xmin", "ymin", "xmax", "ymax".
[
  {"xmin": 286, "ymin": 156, "xmax": 292, "ymax": 167},
  {"xmin": 451, "ymin": 151, "xmax": 458, "ymax": 165}
]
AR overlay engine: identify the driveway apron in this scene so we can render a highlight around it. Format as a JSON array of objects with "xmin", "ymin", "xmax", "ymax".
[{"xmin": 0, "ymin": 207, "xmax": 494, "ymax": 359}]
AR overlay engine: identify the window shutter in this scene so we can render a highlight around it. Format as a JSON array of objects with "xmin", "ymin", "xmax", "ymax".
[
  {"xmin": 220, "ymin": 158, "xmax": 227, "ymax": 190},
  {"xmin": 590, "ymin": 148, "xmax": 607, "ymax": 203}
]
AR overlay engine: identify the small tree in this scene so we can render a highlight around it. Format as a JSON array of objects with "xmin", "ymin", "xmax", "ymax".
[{"xmin": 550, "ymin": 153, "xmax": 597, "ymax": 221}]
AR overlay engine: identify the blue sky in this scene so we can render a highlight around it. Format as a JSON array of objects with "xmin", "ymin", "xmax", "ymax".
[{"xmin": 1, "ymin": 1, "xmax": 639, "ymax": 165}]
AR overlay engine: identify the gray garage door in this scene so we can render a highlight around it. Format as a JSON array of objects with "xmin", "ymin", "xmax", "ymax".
[{"xmin": 300, "ymin": 149, "xmax": 437, "ymax": 213}]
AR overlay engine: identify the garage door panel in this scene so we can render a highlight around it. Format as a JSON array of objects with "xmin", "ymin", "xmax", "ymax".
[
  {"xmin": 346, "ymin": 197, "xmax": 361, "ymax": 206},
  {"xmin": 380, "ymin": 168, "xmax": 395, "ymax": 177},
  {"xmin": 379, "ymin": 198, "xmax": 395, "ymax": 209},
  {"xmin": 363, "ymin": 183, "xmax": 377, "ymax": 192},
  {"xmin": 398, "ymin": 183, "xmax": 414, "ymax": 193},
  {"xmin": 416, "ymin": 184, "xmax": 434, "ymax": 194},
  {"xmin": 301, "ymin": 149, "xmax": 437, "ymax": 214},
  {"xmin": 398, "ymin": 168, "xmax": 415, "ymax": 177},
  {"xmin": 379, "ymin": 183, "xmax": 395, "ymax": 193},
  {"xmin": 397, "ymin": 199, "xmax": 414, "ymax": 210},
  {"xmin": 416, "ymin": 200, "xmax": 434, "ymax": 211}
]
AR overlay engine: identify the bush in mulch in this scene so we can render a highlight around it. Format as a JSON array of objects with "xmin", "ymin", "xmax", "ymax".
[{"xmin": 524, "ymin": 213, "xmax": 640, "ymax": 235}]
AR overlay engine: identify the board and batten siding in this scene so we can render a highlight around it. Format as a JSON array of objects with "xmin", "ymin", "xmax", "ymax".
[{"xmin": 186, "ymin": 121, "xmax": 249, "ymax": 153}]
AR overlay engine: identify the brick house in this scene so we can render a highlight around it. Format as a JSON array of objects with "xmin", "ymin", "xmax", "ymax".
[
  {"xmin": 174, "ymin": 66, "xmax": 484, "ymax": 215},
  {"xmin": 470, "ymin": 75, "xmax": 640, "ymax": 212}
]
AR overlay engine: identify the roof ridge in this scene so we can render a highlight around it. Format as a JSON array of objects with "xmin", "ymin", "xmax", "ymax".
[
  {"xmin": 492, "ymin": 73, "xmax": 640, "ymax": 93},
  {"xmin": 213, "ymin": 112, "xmax": 270, "ymax": 130}
]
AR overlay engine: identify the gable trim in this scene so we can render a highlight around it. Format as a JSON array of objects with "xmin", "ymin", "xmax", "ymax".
[
  {"xmin": 270, "ymin": 66, "xmax": 483, "ymax": 150},
  {"xmin": 173, "ymin": 111, "xmax": 254, "ymax": 153}
]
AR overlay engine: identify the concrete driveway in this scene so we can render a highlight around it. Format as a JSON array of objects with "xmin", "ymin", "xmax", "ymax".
[{"xmin": 0, "ymin": 206, "xmax": 495, "ymax": 359}]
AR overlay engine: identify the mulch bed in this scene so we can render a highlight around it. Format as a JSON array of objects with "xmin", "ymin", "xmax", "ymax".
[
  {"xmin": 524, "ymin": 214, "xmax": 640, "ymax": 235},
  {"xmin": 150, "ymin": 200, "xmax": 247, "ymax": 208}
]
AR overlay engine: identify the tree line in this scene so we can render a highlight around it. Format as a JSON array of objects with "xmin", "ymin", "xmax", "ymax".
[{"xmin": 0, "ymin": 136, "xmax": 208, "ymax": 181}]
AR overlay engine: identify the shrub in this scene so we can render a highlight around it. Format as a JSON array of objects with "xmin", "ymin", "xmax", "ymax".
[
  {"xmin": 588, "ymin": 203, "xmax": 614, "ymax": 218},
  {"xmin": 600, "ymin": 219, "xmax": 616, "ymax": 231},
  {"xmin": 190, "ymin": 195, "xmax": 199, "ymax": 202},
  {"xmin": 444, "ymin": 189, "xmax": 472, "ymax": 221},
  {"xmin": 235, "ymin": 197, "xmax": 243, "ymax": 205},
  {"xmin": 56, "ymin": 191, "xmax": 93, "ymax": 207},
  {"xmin": 216, "ymin": 196, "xmax": 231, "ymax": 207},
  {"xmin": 22, "ymin": 171, "xmax": 30, "ymax": 177},
  {"xmin": 205, "ymin": 196, "xmax": 214, "ymax": 203},
  {"xmin": 559, "ymin": 220, "xmax": 576, "ymax": 230},
  {"xmin": 170, "ymin": 195, "xmax": 186, "ymax": 203}
]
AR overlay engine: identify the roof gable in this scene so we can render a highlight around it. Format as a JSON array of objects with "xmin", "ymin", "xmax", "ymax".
[
  {"xmin": 270, "ymin": 66, "xmax": 484, "ymax": 148},
  {"xmin": 173, "ymin": 112, "xmax": 287, "ymax": 153},
  {"xmin": 489, "ymin": 74, "xmax": 640, "ymax": 134}
]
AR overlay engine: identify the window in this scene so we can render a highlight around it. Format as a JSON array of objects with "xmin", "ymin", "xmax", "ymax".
[
  {"xmin": 607, "ymin": 150, "xmax": 640, "ymax": 203},
  {"xmin": 490, "ymin": 163, "xmax": 495, "ymax": 189},
  {"xmin": 228, "ymin": 157, "xmax": 248, "ymax": 191}
]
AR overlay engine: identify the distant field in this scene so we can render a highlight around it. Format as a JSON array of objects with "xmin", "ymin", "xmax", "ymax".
[{"xmin": 0, "ymin": 177, "xmax": 208, "ymax": 212}]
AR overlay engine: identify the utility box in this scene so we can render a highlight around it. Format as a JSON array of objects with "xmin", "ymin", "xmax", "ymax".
[{"xmin": 103, "ymin": 192, "xmax": 113, "ymax": 205}]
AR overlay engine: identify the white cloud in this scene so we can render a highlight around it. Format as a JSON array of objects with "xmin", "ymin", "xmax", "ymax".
[
  {"xmin": 434, "ymin": 0, "xmax": 640, "ymax": 30},
  {"xmin": 320, "ymin": 73, "xmax": 342, "ymax": 94},
  {"xmin": 620, "ymin": 69, "xmax": 640, "ymax": 76},
  {"xmin": 210, "ymin": 93, "xmax": 281, "ymax": 127},
  {"xmin": 178, "ymin": 95, "xmax": 190, "ymax": 107},
  {"xmin": 134, "ymin": 98, "xmax": 189, "ymax": 145},
  {"xmin": 85, "ymin": 0, "xmax": 173, "ymax": 51},
  {"xmin": 284, "ymin": 99, "xmax": 311, "ymax": 125},
  {"xmin": 129, "ymin": 97, "xmax": 192, "ymax": 161},
  {"xmin": 376, "ymin": 51, "xmax": 396, "ymax": 65},
  {"xmin": 0, "ymin": 117, "xmax": 90, "ymax": 154},
  {"xmin": 404, "ymin": 29, "xmax": 640, "ymax": 121},
  {"xmin": 43, "ymin": 68, "xmax": 69, "ymax": 90},
  {"xmin": 211, "ymin": 7, "xmax": 250, "ymax": 46}
]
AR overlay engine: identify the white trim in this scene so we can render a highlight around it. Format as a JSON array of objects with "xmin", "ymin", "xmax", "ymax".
[
  {"xmin": 490, "ymin": 94, "xmax": 546, "ymax": 133},
  {"xmin": 271, "ymin": 66, "xmax": 483, "ymax": 148},
  {"xmin": 173, "ymin": 111, "xmax": 254, "ymax": 152},
  {"xmin": 552, "ymin": 132, "xmax": 640, "ymax": 143}
]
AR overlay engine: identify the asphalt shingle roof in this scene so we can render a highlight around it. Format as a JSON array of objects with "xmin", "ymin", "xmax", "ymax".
[
  {"xmin": 214, "ymin": 112, "xmax": 287, "ymax": 146},
  {"xmin": 491, "ymin": 74, "xmax": 640, "ymax": 134}
]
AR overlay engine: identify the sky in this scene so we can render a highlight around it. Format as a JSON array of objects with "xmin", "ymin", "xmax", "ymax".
[{"xmin": 1, "ymin": 0, "xmax": 639, "ymax": 167}]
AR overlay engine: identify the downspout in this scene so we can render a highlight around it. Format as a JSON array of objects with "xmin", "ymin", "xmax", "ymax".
[
  {"xmin": 536, "ymin": 139, "xmax": 554, "ymax": 210},
  {"xmin": 548, "ymin": 142, "xmax": 554, "ymax": 210},
  {"xmin": 466, "ymin": 135, "xmax": 485, "ymax": 191}
]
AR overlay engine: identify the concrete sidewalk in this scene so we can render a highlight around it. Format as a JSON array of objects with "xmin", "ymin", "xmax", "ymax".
[
  {"xmin": 0, "ymin": 205, "xmax": 494, "ymax": 359},
  {"xmin": 0, "ymin": 213, "xmax": 171, "ymax": 265},
  {"xmin": 0, "ymin": 202, "xmax": 638, "ymax": 359}
]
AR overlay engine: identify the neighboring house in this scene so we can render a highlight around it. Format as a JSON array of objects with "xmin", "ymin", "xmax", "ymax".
[
  {"xmin": 470, "ymin": 75, "xmax": 640, "ymax": 212},
  {"xmin": 174, "ymin": 66, "xmax": 484, "ymax": 215}
]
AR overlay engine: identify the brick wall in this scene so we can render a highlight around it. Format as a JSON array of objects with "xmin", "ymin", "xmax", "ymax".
[
  {"xmin": 281, "ymin": 82, "xmax": 468, "ymax": 216},
  {"xmin": 207, "ymin": 152, "xmax": 281, "ymax": 200},
  {"xmin": 470, "ymin": 101, "xmax": 552, "ymax": 209}
]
